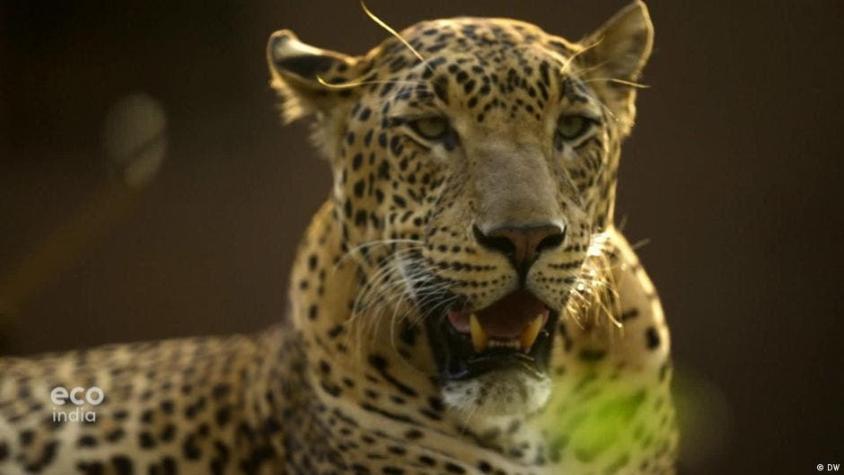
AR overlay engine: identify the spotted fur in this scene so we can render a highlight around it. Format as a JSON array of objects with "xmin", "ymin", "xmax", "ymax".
[{"xmin": 0, "ymin": 2, "xmax": 677, "ymax": 473}]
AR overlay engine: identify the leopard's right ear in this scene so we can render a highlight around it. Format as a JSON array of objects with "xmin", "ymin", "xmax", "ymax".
[{"xmin": 267, "ymin": 30, "xmax": 360, "ymax": 123}]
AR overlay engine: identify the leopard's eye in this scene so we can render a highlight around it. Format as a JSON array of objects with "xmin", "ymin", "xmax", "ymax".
[
  {"xmin": 408, "ymin": 117, "xmax": 451, "ymax": 141},
  {"xmin": 556, "ymin": 114, "xmax": 591, "ymax": 141}
]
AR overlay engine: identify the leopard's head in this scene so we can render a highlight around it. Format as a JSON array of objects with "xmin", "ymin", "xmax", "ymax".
[{"xmin": 269, "ymin": 2, "xmax": 653, "ymax": 417}]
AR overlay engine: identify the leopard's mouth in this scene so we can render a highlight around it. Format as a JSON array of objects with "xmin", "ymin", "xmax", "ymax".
[{"xmin": 425, "ymin": 289, "xmax": 559, "ymax": 382}]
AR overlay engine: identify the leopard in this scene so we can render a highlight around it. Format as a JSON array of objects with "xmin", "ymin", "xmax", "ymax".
[{"xmin": 0, "ymin": 1, "xmax": 678, "ymax": 473}]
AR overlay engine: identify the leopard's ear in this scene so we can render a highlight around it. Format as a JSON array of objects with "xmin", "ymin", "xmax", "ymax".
[
  {"xmin": 578, "ymin": 1, "xmax": 654, "ymax": 134},
  {"xmin": 267, "ymin": 30, "xmax": 360, "ymax": 123}
]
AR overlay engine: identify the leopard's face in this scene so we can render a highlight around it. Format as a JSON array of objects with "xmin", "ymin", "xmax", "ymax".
[{"xmin": 270, "ymin": 5, "xmax": 652, "ymax": 418}]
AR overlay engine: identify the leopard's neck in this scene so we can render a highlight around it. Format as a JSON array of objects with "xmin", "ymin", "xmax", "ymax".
[{"xmin": 278, "ymin": 202, "xmax": 677, "ymax": 472}]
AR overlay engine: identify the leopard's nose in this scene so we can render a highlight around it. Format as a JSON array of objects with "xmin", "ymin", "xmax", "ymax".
[{"xmin": 473, "ymin": 223, "xmax": 566, "ymax": 273}]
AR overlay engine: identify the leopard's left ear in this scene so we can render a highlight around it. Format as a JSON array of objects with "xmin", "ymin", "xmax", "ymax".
[
  {"xmin": 578, "ymin": 1, "xmax": 654, "ymax": 134},
  {"xmin": 267, "ymin": 30, "xmax": 360, "ymax": 124}
]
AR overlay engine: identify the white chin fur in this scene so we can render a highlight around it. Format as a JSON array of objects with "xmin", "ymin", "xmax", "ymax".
[{"xmin": 442, "ymin": 369, "xmax": 551, "ymax": 419}]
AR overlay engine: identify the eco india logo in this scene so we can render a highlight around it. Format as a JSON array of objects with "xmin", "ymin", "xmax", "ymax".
[{"xmin": 50, "ymin": 386, "xmax": 104, "ymax": 423}]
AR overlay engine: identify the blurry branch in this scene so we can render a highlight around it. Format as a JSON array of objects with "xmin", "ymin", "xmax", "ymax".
[{"xmin": 0, "ymin": 183, "xmax": 137, "ymax": 322}]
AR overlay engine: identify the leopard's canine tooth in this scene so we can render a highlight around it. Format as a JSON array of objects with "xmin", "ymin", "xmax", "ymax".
[
  {"xmin": 469, "ymin": 314, "xmax": 488, "ymax": 352},
  {"xmin": 520, "ymin": 314, "xmax": 545, "ymax": 352}
]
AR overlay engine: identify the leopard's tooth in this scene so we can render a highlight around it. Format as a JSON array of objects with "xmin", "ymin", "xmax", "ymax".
[
  {"xmin": 520, "ymin": 314, "xmax": 545, "ymax": 352},
  {"xmin": 469, "ymin": 314, "xmax": 488, "ymax": 353}
]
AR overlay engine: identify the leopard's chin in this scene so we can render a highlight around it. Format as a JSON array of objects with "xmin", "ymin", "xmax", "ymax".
[{"xmin": 441, "ymin": 369, "xmax": 552, "ymax": 418}]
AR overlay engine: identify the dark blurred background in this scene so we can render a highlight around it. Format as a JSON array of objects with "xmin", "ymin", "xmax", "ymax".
[{"xmin": 1, "ymin": 1, "xmax": 842, "ymax": 473}]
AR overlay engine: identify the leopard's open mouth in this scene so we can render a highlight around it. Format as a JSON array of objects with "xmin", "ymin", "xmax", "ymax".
[{"xmin": 425, "ymin": 289, "xmax": 559, "ymax": 382}]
